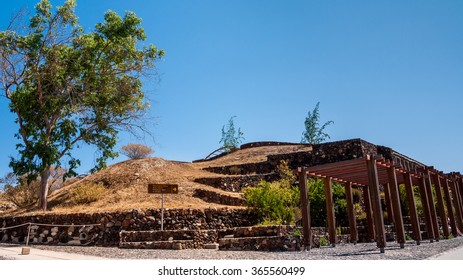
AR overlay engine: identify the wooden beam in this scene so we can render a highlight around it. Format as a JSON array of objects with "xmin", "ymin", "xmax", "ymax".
[
  {"xmin": 388, "ymin": 166, "xmax": 406, "ymax": 248},
  {"xmin": 432, "ymin": 174, "xmax": 449, "ymax": 238},
  {"xmin": 403, "ymin": 172, "xmax": 422, "ymax": 244},
  {"xmin": 441, "ymin": 178, "xmax": 457, "ymax": 237},
  {"xmin": 451, "ymin": 180, "xmax": 463, "ymax": 232},
  {"xmin": 298, "ymin": 170, "xmax": 312, "ymax": 249},
  {"xmin": 363, "ymin": 185, "xmax": 375, "ymax": 241},
  {"xmin": 424, "ymin": 171, "xmax": 440, "ymax": 241},
  {"xmin": 418, "ymin": 177, "xmax": 435, "ymax": 240},
  {"xmin": 367, "ymin": 157, "xmax": 386, "ymax": 253},
  {"xmin": 383, "ymin": 183, "xmax": 395, "ymax": 224},
  {"xmin": 344, "ymin": 182, "xmax": 358, "ymax": 244},
  {"xmin": 324, "ymin": 177, "xmax": 337, "ymax": 246},
  {"xmin": 457, "ymin": 179, "xmax": 463, "ymax": 222}
]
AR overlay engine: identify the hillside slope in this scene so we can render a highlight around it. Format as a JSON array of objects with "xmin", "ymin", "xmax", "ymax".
[{"xmin": 1, "ymin": 143, "xmax": 312, "ymax": 216}]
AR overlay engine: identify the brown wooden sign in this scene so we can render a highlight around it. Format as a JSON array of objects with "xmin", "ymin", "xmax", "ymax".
[{"xmin": 148, "ymin": 184, "xmax": 179, "ymax": 194}]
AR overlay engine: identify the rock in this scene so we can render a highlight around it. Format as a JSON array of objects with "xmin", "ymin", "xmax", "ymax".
[
  {"xmin": 172, "ymin": 242, "xmax": 183, "ymax": 250},
  {"xmin": 122, "ymin": 219, "xmax": 131, "ymax": 227},
  {"xmin": 66, "ymin": 240, "xmax": 81, "ymax": 245},
  {"xmin": 204, "ymin": 243, "xmax": 219, "ymax": 250}
]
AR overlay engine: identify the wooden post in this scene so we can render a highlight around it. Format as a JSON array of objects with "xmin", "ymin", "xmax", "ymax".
[
  {"xmin": 451, "ymin": 180, "xmax": 463, "ymax": 232},
  {"xmin": 442, "ymin": 178, "xmax": 457, "ymax": 237},
  {"xmin": 456, "ymin": 179, "xmax": 463, "ymax": 222},
  {"xmin": 418, "ymin": 177, "xmax": 435, "ymax": 240},
  {"xmin": 344, "ymin": 182, "xmax": 358, "ymax": 244},
  {"xmin": 387, "ymin": 166, "xmax": 405, "ymax": 248},
  {"xmin": 367, "ymin": 157, "xmax": 386, "ymax": 253},
  {"xmin": 324, "ymin": 177, "xmax": 337, "ymax": 246},
  {"xmin": 432, "ymin": 174, "xmax": 449, "ymax": 238},
  {"xmin": 298, "ymin": 169, "xmax": 312, "ymax": 249},
  {"xmin": 384, "ymin": 183, "xmax": 395, "ymax": 224},
  {"xmin": 424, "ymin": 171, "xmax": 440, "ymax": 241},
  {"xmin": 403, "ymin": 172, "xmax": 421, "ymax": 244},
  {"xmin": 363, "ymin": 185, "xmax": 375, "ymax": 241}
]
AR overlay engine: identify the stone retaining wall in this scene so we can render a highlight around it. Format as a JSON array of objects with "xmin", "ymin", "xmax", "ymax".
[
  {"xmin": 0, "ymin": 208, "xmax": 257, "ymax": 246},
  {"xmin": 192, "ymin": 189, "xmax": 246, "ymax": 206},
  {"xmin": 194, "ymin": 174, "xmax": 279, "ymax": 192}
]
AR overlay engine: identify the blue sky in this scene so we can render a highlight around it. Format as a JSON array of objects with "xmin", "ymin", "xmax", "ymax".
[{"xmin": 0, "ymin": 0, "xmax": 462, "ymax": 177}]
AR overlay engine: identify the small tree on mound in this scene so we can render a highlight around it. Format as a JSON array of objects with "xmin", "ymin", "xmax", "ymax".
[
  {"xmin": 121, "ymin": 143, "xmax": 154, "ymax": 159},
  {"xmin": 301, "ymin": 102, "xmax": 334, "ymax": 144},
  {"xmin": 219, "ymin": 116, "xmax": 244, "ymax": 152}
]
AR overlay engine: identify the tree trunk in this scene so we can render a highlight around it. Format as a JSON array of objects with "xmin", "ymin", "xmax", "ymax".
[{"xmin": 38, "ymin": 166, "xmax": 51, "ymax": 211}]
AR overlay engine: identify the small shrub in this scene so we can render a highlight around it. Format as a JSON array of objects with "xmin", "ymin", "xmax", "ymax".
[
  {"xmin": 71, "ymin": 183, "xmax": 106, "ymax": 204},
  {"xmin": 291, "ymin": 229, "xmax": 302, "ymax": 237},
  {"xmin": 2, "ymin": 181, "xmax": 39, "ymax": 208},
  {"xmin": 121, "ymin": 143, "xmax": 154, "ymax": 160},
  {"xmin": 318, "ymin": 236, "xmax": 329, "ymax": 246}
]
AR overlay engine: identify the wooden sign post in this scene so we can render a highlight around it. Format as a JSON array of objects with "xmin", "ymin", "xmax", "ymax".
[{"xmin": 148, "ymin": 184, "xmax": 178, "ymax": 231}]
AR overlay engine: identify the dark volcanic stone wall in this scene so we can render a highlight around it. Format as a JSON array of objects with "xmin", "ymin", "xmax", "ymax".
[
  {"xmin": 0, "ymin": 208, "xmax": 258, "ymax": 246},
  {"xmin": 192, "ymin": 189, "xmax": 246, "ymax": 206},
  {"xmin": 194, "ymin": 174, "xmax": 280, "ymax": 192},
  {"xmin": 310, "ymin": 139, "xmax": 377, "ymax": 166}
]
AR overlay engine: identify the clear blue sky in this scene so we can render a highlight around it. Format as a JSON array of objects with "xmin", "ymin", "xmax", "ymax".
[{"xmin": 1, "ymin": 0, "xmax": 462, "ymax": 176}]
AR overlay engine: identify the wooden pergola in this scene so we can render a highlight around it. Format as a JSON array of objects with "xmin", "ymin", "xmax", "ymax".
[{"xmin": 298, "ymin": 154, "xmax": 463, "ymax": 253}]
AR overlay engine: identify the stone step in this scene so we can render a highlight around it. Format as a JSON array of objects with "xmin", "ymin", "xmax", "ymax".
[
  {"xmin": 218, "ymin": 225, "xmax": 297, "ymax": 238},
  {"xmin": 192, "ymin": 189, "xmax": 245, "ymax": 206},
  {"xmin": 194, "ymin": 173, "xmax": 279, "ymax": 192},
  {"xmin": 218, "ymin": 236, "xmax": 303, "ymax": 251},
  {"xmin": 120, "ymin": 229, "xmax": 218, "ymax": 243},
  {"xmin": 119, "ymin": 240, "xmax": 196, "ymax": 250}
]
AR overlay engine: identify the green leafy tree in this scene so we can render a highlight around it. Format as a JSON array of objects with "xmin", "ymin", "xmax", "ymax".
[
  {"xmin": 219, "ymin": 116, "xmax": 244, "ymax": 152},
  {"xmin": 301, "ymin": 102, "xmax": 334, "ymax": 144},
  {"xmin": 0, "ymin": 0, "xmax": 164, "ymax": 211}
]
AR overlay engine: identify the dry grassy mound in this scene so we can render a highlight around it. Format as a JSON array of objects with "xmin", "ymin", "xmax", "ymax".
[{"xmin": 1, "ymin": 143, "xmax": 311, "ymax": 216}]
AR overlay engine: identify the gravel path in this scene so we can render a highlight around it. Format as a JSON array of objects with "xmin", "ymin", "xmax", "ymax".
[{"xmin": 24, "ymin": 236, "xmax": 463, "ymax": 260}]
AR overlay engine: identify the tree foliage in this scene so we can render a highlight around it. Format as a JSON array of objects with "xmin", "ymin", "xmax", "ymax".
[
  {"xmin": 0, "ymin": 0, "xmax": 164, "ymax": 210},
  {"xmin": 121, "ymin": 143, "xmax": 154, "ymax": 160},
  {"xmin": 301, "ymin": 102, "xmax": 334, "ymax": 144},
  {"xmin": 219, "ymin": 116, "xmax": 244, "ymax": 152}
]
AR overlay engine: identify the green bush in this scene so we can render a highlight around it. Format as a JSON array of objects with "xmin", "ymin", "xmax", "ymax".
[
  {"xmin": 307, "ymin": 178, "xmax": 348, "ymax": 227},
  {"xmin": 399, "ymin": 184, "xmax": 424, "ymax": 217},
  {"xmin": 244, "ymin": 180, "xmax": 300, "ymax": 225},
  {"xmin": 243, "ymin": 161, "xmax": 300, "ymax": 225},
  {"xmin": 71, "ymin": 183, "xmax": 106, "ymax": 204}
]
